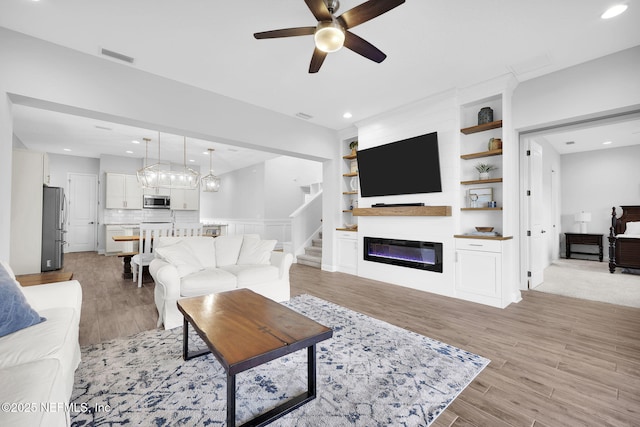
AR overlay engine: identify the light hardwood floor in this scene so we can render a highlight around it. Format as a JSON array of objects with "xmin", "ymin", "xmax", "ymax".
[{"xmin": 66, "ymin": 252, "xmax": 640, "ymax": 426}]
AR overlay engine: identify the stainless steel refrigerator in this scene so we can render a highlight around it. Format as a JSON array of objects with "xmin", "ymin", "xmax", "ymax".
[{"xmin": 42, "ymin": 186, "xmax": 67, "ymax": 271}]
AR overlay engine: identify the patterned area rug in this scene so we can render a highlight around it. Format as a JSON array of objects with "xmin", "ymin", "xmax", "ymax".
[{"xmin": 70, "ymin": 295, "xmax": 489, "ymax": 426}]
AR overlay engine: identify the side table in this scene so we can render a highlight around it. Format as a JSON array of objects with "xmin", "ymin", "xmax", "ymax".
[
  {"xmin": 16, "ymin": 271, "xmax": 74, "ymax": 287},
  {"xmin": 565, "ymin": 233, "xmax": 603, "ymax": 262}
]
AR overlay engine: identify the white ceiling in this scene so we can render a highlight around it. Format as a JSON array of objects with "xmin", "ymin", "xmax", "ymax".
[{"xmin": 2, "ymin": 0, "xmax": 640, "ymax": 165}]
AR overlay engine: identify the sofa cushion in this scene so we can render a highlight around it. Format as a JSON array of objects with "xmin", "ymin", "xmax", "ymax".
[
  {"xmin": 237, "ymin": 236, "xmax": 277, "ymax": 265},
  {"xmin": 214, "ymin": 235, "xmax": 246, "ymax": 267},
  {"xmin": 0, "ymin": 307, "xmax": 79, "ymax": 373},
  {"xmin": 0, "ymin": 359, "xmax": 67, "ymax": 427},
  {"xmin": 0, "ymin": 263, "xmax": 45, "ymax": 338},
  {"xmin": 219, "ymin": 264, "xmax": 280, "ymax": 287},
  {"xmin": 182, "ymin": 237, "xmax": 216, "ymax": 269},
  {"xmin": 155, "ymin": 243, "xmax": 204, "ymax": 278},
  {"xmin": 180, "ymin": 268, "xmax": 237, "ymax": 297}
]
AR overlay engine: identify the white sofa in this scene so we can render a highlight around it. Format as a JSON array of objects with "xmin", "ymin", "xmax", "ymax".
[
  {"xmin": 149, "ymin": 234, "xmax": 293, "ymax": 329},
  {"xmin": 0, "ymin": 261, "xmax": 82, "ymax": 427}
]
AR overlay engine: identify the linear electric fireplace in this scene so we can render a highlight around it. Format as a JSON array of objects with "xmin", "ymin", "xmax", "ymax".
[{"xmin": 364, "ymin": 237, "xmax": 443, "ymax": 273}]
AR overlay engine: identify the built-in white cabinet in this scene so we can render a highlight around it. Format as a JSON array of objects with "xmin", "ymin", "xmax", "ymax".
[
  {"xmin": 105, "ymin": 173, "xmax": 143, "ymax": 209},
  {"xmin": 455, "ymin": 237, "xmax": 512, "ymax": 308},
  {"xmin": 171, "ymin": 188, "xmax": 199, "ymax": 211},
  {"xmin": 336, "ymin": 231, "xmax": 358, "ymax": 275}
]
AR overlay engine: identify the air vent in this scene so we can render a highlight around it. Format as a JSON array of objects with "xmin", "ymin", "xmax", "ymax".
[
  {"xmin": 565, "ymin": 141, "xmax": 575, "ymax": 145},
  {"xmin": 95, "ymin": 125, "xmax": 113, "ymax": 131},
  {"xmin": 295, "ymin": 112, "xmax": 313, "ymax": 120},
  {"xmin": 100, "ymin": 48, "xmax": 135, "ymax": 64}
]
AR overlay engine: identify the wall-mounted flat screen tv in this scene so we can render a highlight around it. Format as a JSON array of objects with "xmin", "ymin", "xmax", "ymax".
[{"xmin": 356, "ymin": 132, "xmax": 442, "ymax": 197}]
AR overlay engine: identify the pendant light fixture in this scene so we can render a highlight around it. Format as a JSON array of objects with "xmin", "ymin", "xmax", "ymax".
[
  {"xmin": 201, "ymin": 148, "xmax": 221, "ymax": 192},
  {"xmin": 137, "ymin": 132, "xmax": 199, "ymax": 189},
  {"xmin": 174, "ymin": 136, "xmax": 200, "ymax": 190}
]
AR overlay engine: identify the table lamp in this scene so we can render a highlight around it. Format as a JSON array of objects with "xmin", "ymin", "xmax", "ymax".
[{"xmin": 574, "ymin": 211, "xmax": 591, "ymax": 233}]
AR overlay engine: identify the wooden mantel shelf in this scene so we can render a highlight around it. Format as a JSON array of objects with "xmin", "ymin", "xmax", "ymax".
[{"xmin": 353, "ymin": 206, "xmax": 452, "ymax": 217}]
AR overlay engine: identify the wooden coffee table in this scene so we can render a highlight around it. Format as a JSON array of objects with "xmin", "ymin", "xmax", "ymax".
[{"xmin": 177, "ymin": 289, "xmax": 333, "ymax": 427}]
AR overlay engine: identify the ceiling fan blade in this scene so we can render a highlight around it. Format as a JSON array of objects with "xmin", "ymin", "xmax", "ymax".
[
  {"xmin": 304, "ymin": 0, "xmax": 333, "ymax": 21},
  {"xmin": 343, "ymin": 31, "xmax": 386, "ymax": 63},
  {"xmin": 309, "ymin": 48, "xmax": 328, "ymax": 73},
  {"xmin": 337, "ymin": 0, "xmax": 405, "ymax": 29},
  {"xmin": 254, "ymin": 27, "xmax": 316, "ymax": 39}
]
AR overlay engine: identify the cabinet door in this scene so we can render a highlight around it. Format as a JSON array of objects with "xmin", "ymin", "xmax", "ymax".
[
  {"xmin": 337, "ymin": 235, "xmax": 358, "ymax": 275},
  {"xmin": 105, "ymin": 226, "xmax": 125, "ymax": 253},
  {"xmin": 124, "ymin": 175, "xmax": 143, "ymax": 209},
  {"xmin": 171, "ymin": 188, "xmax": 199, "ymax": 210},
  {"xmin": 105, "ymin": 174, "xmax": 126, "ymax": 209},
  {"xmin": 456, "ymin": 249, "xmax": 500, "ymax": 298}
]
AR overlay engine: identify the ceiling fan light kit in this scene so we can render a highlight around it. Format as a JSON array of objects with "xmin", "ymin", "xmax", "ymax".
[
  {"xmin": 314, "ymin": 20, "xmax": 346, "ymax": 52},
  {"xmin": 254, "ymin": 0, "xmax": 405, "ymax": 73}
]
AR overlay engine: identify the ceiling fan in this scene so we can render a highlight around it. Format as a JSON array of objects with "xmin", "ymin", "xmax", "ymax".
[{"xmin": 254, "ymin": 0, "xmax": 405, "ymax": 73}]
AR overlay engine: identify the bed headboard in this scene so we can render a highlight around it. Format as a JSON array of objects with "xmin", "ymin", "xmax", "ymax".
[{"xmin": 611, "ymin": 205, "xmax": 640, "ymax": 235}]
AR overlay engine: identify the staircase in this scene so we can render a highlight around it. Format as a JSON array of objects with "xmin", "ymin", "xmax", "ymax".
[{"xmin": 296, "ymin": 232, "xmax": 322, "ymax": 269}]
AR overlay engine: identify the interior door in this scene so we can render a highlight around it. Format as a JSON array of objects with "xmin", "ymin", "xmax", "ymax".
[
  {"xmin": 528, "ymin": 140, "xmax": 545, "ymax": 288},
  {"xmin": 66, "ymin": 173, "xmax": 97, "ymax": 252}
]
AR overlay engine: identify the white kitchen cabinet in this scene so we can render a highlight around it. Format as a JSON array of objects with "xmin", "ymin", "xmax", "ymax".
[
  {"xmin": 105, "ymin": 173, "xmax": 143, "ymax": 209},
  {"xmin": 143, "ymin": 186, "xmax": 170, "ymax": 197},
  {"xmin": 455, "ymin": 237, "xmax": 512, "ymax": 308},
  {"xmin": 336, "ymin": 231, "xmax": 358, "ymax": 275},
  {"xmin": 105, "ymin": 225, "xmax": 139, "ymax": 254},
  {"xmin": 105, "ymin": 225, "xmax": 125, "ymax": 254},
  {"xmin": 170, "ymin": 188, "xmax": 199, "ymax": 211}
]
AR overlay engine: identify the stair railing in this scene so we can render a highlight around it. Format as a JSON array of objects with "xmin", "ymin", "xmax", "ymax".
[{"xmin": 288, "ymin": 189, "xmax": 323, "ymax": 262}]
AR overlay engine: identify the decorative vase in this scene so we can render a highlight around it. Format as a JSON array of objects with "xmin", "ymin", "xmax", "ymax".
[
  {"xmin": 479, "ymin": 172, "xmax": 490, "ymax": 180},
  {"xmin": 488, "ymin": 138, "xmax": 502, "ymax": 150},
  {"xmin": 478, "ymin": 107, "xmax": 493, "ymax": 125}
]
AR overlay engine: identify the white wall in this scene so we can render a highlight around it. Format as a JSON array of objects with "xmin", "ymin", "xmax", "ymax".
[
  {"xmin": 201, "ymin": 156, "xmax": 323, "ymax": 221},
  {"xmin": 48, "ymin": 153, "xmax": 100, "ymax": 188},
  {"xmin": 561, "ymin": 144, "xmax": 640, "ymax": 238},
  {"xmin": 264, "ymin": 157, "xmax": 323, "ymax": 218},
  {"xmin": 0, "ymin": 27, "xmax": 338, "ymax": 263},
  {"xmin": 513, "ymin": 45, "xmax": 640, "ymax": 131},
  {"xmin": 0, "ymin": 91, "xmax": 12, "ymax": 262},
  {"xmin": 354, "ymin": 93, "xmax": 458, "ymax": 298}
]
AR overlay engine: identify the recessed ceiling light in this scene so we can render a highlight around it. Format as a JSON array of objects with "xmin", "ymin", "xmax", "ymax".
[
  {"xmin": 203, "ymin": 151, "xmax": 209, "ymax": 155},
  {"xmin": 343, "ymin": 112, "xmax": 353, "ymax": 119},
  {"xmin": 132, "ymin": 140, "xmax": 140, "ymax": 144},
  {"xmin": 602, "ymin": 140, "xmax": 613, "ymax": 145},
  {"xmin": 63, "ymin": 148, "xmax": 71, "ymax": 152},
  {"xmin": 125, "ymin": 150, "xmax": 134, "ymax": 154},
  {"xmin": 189, "ymin": 159, "xmax": 195, "ymax": 163},
  {"xmin": 601, "ymin": 4, "xmax": 628, "ymax": 19}
]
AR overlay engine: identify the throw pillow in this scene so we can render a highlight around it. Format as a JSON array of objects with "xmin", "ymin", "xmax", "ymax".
[
  {"xmin": 154, "ymin": 243, "xmax": 204, "ymax": 278},
  {"xmin": 624, "ymin": 221, "xmax": 640, "ymax": 235},
  {"xmin": 237, "ymin": 236, "xmax": 277, "ymax": 265},
  {"xmin": 214, "ymin": 235, "xmax": 245, "ymax": 267},
  {"xmin": 0, "ymin": 263, "xmax": 46, "ymax": 338}
]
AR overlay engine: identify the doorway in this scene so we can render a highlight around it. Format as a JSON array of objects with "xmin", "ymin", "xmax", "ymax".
[
  {"xmin": 66, "ymin": 173, "xmax": 98, "ymax": 252},
  {"xmin": 520, "ymin": 110, "xmax": 640, "ymax": 299}
]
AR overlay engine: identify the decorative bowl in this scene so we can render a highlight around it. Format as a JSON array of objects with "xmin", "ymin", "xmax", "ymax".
[
  {"xmin": 475, "ymin": 227, "xmax": 494, "ymax": 232},
  {"xmin": 345, "ymin": 223, "xmax": 358, "ymax": 230}
]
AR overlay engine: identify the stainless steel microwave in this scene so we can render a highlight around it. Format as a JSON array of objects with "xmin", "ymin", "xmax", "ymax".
[{"xmin": 143, "ymin": 195, "xmax": 170, "ymax": 209}]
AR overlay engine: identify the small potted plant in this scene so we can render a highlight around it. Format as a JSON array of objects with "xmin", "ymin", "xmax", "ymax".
[
  {"xmin": 349, "ymin": 140, "xmax": 358, "ymax": 155},
  {"xmin": 475, "ymin": 163, "xmax": 498, "ymax": 180}
]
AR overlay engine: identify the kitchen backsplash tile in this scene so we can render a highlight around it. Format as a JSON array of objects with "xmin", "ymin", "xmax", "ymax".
[{"xmin": 103, "ymin": 209, "xmax": 198, "ymax": 224}]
